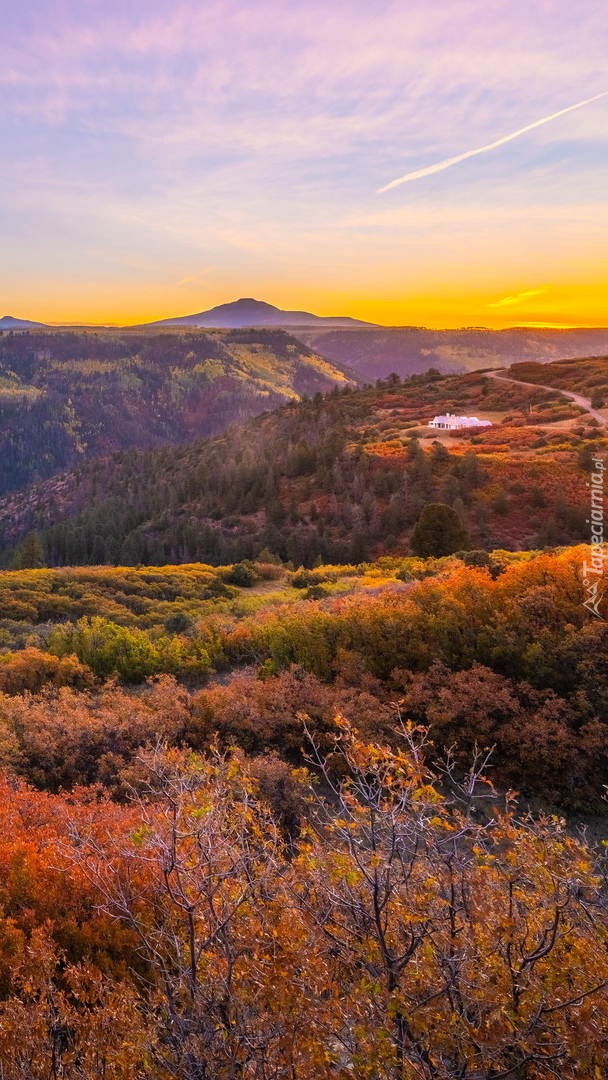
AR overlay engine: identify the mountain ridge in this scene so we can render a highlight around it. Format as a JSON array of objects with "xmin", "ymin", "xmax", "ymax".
[
  {"xmin": 146, "ymin": 297, "xmax": 376, "ymax": 328},
  {"xmin": 0, "ymin": 315, "xmax": 48, "ymax": 330}
]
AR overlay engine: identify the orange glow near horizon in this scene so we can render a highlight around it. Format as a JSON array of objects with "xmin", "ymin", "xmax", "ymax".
[
  {"xmin": 2, "ymin": 3, "xmax": 607, "ymax": 340},
  {"xmin": 5, "ymin": 279, "xmax": 607, "ymax": 331}
]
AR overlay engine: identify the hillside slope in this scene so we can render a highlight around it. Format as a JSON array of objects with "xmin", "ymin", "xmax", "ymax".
[
  {"xmin": 0, "ymin": 327, "xmax": 355, "ymax": 496},
  {"xmin": 293, "ymin": 326, "xmax": 608, "ymax": 379},
  {"xmin": 2, "ymin": 357, "xmax": 606, "ymax": 568}
]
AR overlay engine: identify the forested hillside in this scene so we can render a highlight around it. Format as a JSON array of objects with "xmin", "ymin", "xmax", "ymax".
[
  {"xmin": 294, "ymin": 325, "xmax": 608, "ymax": 379},
  {"xmin": 1, "ymin": 359, "xmax": 606, "ymax": 567},
  {"xmin": 0, "ymin": 327, "xmax": 354, "ymax": 496}
]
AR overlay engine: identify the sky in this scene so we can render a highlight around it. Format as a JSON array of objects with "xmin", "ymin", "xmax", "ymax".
[{"xmin": 0, "ymin": 0, "xmax": 607, "ymax": 328}]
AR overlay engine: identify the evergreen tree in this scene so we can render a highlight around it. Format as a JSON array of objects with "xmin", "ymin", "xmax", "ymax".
[
  {"xmin": 410, "ymin": 503, "xmax": 471, "ymax": 558},
  {"xmin": 493, "ymin": 489, "xmax": 510, "ymax": 516},
  {"xmin": 12, "ymin": 531, "xmax": 45, "ymax": 569}
]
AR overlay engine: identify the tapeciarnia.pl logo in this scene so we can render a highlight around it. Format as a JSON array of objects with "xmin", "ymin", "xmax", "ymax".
[{"xmin": 582, "ymin": 456, "xmax": 606, "ymax": 619}]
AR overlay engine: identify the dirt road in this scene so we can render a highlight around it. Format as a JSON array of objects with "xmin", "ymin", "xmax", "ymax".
[{"xmin": 485, "ymin": 370, "xmax": 608, "ymax": 427}]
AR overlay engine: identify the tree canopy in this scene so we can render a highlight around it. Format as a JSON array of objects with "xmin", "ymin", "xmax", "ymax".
[{"xmin": 410, "ymin": 502, "xmax": 471, "ymax": 557}]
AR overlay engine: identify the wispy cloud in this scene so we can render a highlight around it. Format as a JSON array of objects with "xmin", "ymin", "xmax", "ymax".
[
  {"xmin": 510, "ymin": 321, "xmax": 579, "ymax": 329},
  {"xmin": 488, "ymin": 286, "xmax": 550, "ymax": 308},
  {"xmin": 377, "ymin": 90, "xmax": 608, "ymax": 192},
  {"xmin": 175, "ymin": 268, "xmax": 217, "ymax": 285},
  {"xmin": 1, "ymin": 1, "xmax": 608, "ymax": 324}
]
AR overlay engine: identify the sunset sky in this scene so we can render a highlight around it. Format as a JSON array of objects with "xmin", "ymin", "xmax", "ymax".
[{"xmin": 1, "ymin": 0, "xmax": 607, "ymax": 328}]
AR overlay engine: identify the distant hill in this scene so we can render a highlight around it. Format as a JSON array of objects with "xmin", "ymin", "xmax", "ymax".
[
  {"xmin": 0, "ymin": 315, "xmax": 48, "ymax": 330},
  {"xmin": 293, "ymin": 326, "xmax": 608, "ymax": 380},
  {"xmin": 146, "ymin": 297, "xmax": 376, "ymax": 328},
  {"xmin": 0, "ymin": 326, "xmax": 356, "ymax": 497}
]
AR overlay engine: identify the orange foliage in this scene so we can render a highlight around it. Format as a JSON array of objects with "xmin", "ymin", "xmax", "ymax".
[
  {"xmin": 0, "ymin": 648, "xmax": 95, "ymax": 695},
  {"xmin": 0, "ymin": 736, "xmax": 605, "ymax": 1078}
]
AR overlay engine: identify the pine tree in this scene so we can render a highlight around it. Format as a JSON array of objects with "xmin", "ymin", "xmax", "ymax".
[
  {"xmin": 12, "ymin": 531, "xmax": 45, "ymax": 569},
  {"xmin": 410, "ymin": 503, "xmax": 471, "ymax": 558}
]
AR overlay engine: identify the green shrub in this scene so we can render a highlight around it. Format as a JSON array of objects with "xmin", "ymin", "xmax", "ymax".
[{"xmin": 225, "ymin": 561, "xmax": 259, "ymax": 587}]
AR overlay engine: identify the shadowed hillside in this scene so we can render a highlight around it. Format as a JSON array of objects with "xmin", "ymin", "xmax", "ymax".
[
  {"xmin": 0, "ymin": 327, "xmax": 355, "ymax": 496},
  {"xmin": 294, "ymin": 326, "xmax": 608, "ymax": 379}
]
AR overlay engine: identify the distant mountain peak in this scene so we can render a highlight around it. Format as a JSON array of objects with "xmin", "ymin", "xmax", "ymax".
[
  {"xmin": 146, "ymin": 297, "xmax": 376, "ymax": 329},
  {"xmin": 228, "ymin": 298, "xmax": 280, "ymax": 310},
  {"xmin": 0, "ymin": 315, "xmax": 48, "ymax": 330}
]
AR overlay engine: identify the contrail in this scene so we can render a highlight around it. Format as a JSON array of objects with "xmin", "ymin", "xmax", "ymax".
[{"xmin": 377, "ymin": 90, "xmax": 608, "ymax": 193}]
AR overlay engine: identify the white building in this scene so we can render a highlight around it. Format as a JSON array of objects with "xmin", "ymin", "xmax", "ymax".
[{"xmin": 428, "ymin": 413, "xmax": 492, "ymax": 431}]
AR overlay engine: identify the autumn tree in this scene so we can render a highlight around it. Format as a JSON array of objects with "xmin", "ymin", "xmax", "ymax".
[
  {"xmin": 66, "ymin": 747, "xmax": 314, "ymax": 1080},
  {"xmin": 292, "ymin": 722, "xmax": 608, "ymax": 1079},
  {"xmin": 0, "ymin": 930, "xmax": 145, "ymax": 1080},
  {"xmin": 58, "ymin": 731, "xmax": 608, "ymax": 1080}
]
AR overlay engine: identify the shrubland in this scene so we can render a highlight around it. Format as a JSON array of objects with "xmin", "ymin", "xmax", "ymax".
[
  {"xmin": 0, "ymin": 728, "xmax": 608, "ymax": 1077},
  {"xmin": 0, "ymin": 545, "xmax": 606, "ymax": 811}
]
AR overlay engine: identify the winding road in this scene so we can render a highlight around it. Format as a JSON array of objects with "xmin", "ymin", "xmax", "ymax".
[{"xmin": 485, "ymin": 370, "xmax": 608, "ymax": 427}]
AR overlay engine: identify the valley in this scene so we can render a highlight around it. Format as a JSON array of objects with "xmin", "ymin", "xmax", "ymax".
[
  {"xmin": 294, "ymin": 325, "xmax": 608, "ymax": 379},
  {"xmin": 0, "ymin": 326, "xmax": 356, "ymax": 496},
  {"xmin": 1, "ymin": 356, "xmax": 606, "ymax": 568}
]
